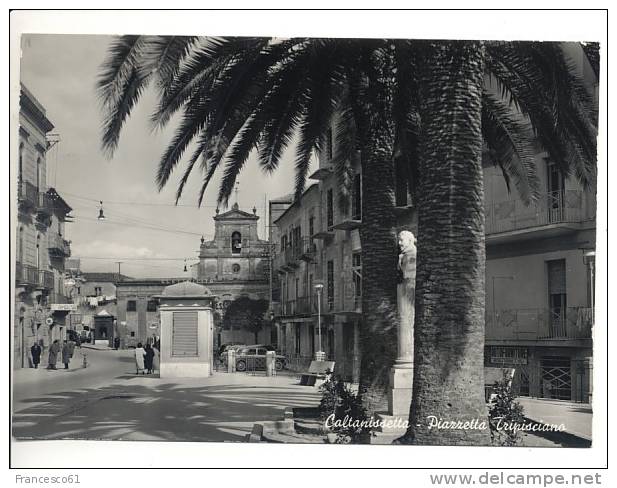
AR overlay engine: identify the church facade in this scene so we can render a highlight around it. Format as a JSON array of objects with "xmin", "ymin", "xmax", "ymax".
[{"xmin": 115, "ymin": 203, "xmax": 273, "ymax": 349}]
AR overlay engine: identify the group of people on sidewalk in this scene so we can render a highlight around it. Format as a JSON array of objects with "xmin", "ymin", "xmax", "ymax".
[
  {"xmin": 30, "ymin": 339, "xmax": 78, "ymax": 370},
  {"xmin": 134, "ymin": 342, "xmax": 158, "ymax": 375}
]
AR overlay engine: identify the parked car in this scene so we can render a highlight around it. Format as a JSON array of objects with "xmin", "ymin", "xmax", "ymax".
[
  {"xmin": 234, "ymin": 345, "xmax": 286, "ymax": 372},
  {"xmin": 218, "ymin": 344, "xmax": 246, "ymax": 365}
]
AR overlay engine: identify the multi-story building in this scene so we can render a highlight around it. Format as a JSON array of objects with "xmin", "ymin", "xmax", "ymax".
[
  {"xmin": 484, "ymin": 160, "xmax": 595, "ymax": 402},
  {"xmin": 270, "ymin": 129, "xmax": 414, "ymax": 383},
  {"xmin": 14, "ymin": 84, "xmax": 73, "ymax": 368},
  {"xmin": 65, "ymin": 271, "xmax": 131, "ymax": 345},
  {"xmin": 115, "ymin": 203, "xmax": 273, "ymax": 348},
  {"xmin": 271, "ymin": 109, "xmax": 596, "ymax": 403}
]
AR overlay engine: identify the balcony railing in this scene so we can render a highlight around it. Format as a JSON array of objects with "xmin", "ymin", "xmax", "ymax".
[
  {"xmin": 48, "ymin": 233, "xmax": 71, "ymax": 257},
  {"xmin": 37, "ymin": 191, "xmax": 54, "ymax": 217},
  {"xmin": 485, "ymin": 190, "xmax": 588, "ymax": 235},
  {"xmin": 485, "ymin": 307, "xmax": 593, "ymax": 342},
  {"xmin": 18, "ymin": 180, "xmax": 38, "ymax": 209},
  {"xmin": 280, "ymin": 297, "xmax": 316, "ymax": 317},
  {"xmin": 15, "ymin": 262, "xmax": 39, "ymax": 286},
  {"xmin": 38, "ymin": 270, "xmax": 54, "ymax": 290}
]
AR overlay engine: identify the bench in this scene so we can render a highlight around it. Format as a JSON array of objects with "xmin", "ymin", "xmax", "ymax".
[{"xmin": 299, "ymin": 360, "xmax": 335, "ymax": 386}]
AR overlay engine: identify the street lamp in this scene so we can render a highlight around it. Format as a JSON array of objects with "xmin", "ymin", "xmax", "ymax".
[{"xmin": 314, "ymin": 283, "xmax": 324, "ymax": 361}]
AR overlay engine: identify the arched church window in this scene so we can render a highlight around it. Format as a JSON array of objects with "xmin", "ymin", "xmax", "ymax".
[{"xmin": 231, "ymin": 231, "xmax": 242, "ymax": 254}]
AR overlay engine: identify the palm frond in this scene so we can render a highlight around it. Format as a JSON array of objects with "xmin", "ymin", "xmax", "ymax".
[{"xmin": 481, "ymin": 91, "xmax": 540, "ymax": 204}]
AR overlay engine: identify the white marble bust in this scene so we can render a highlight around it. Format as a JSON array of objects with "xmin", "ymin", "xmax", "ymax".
[{"xmin": 398, "ymin": 230, "xmax": 417, "ymax": 282}]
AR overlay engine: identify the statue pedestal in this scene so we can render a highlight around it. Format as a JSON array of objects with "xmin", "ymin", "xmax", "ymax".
[
  {"xmin": 388, "ymin": 366, "xmax": 413, "ymax": 417},
  {"xmin": 371, "ymin": 366, "xmax": 413, "ymax": 444}
]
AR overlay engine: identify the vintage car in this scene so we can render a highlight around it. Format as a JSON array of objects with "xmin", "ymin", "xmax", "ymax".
[{"xmin": 234, "ymin": 345, "xmax": 286, "ymax": 371}]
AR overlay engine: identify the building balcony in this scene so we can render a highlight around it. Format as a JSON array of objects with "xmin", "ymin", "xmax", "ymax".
[
  {"xmin": 298, "ymin": 237, "xmax": 317, "ymax": 262},
  {"xmin": 37, "ymin": 191, "xmax": 54, "ymax": 219},
  {"xmin": 308, "ymin": 166, "xmax": 333, "ymax": 180},
  {"xmin": 331, "ymin": 216, "xmax": 362, "ymax": 231},
  {"xmin": 485, "ymin": 307, "xmax": 593, "ymax": 345},
  {"xmin": 15, "ymin": 262, "xmax": 39, "ymax": 287},
  {"xmin": 17, "ymin": 180, "xmax": 38, "ymax": 210},
  {"xmin": 279, "ymin": 297, "xmax": 316, "ymax": 317},
  {"xmin": 48, "ymin": 233, "xmax": 71, "ymax": 257},
  {"xmin": 311, "ymin": 226, "xmax": 335, "ymax": 240},
  {"xmin": 37, "ymin": 269, "xmax": 54, "ymax": 291},
  {"xmin": 485, "ymin": 190, "xmax": 593, "ymax": 244}
]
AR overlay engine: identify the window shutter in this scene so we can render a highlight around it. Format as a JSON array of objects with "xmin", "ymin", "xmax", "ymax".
[{"xmin": 172, "ymin": 311, "xmax": 198, "ymax": 356}]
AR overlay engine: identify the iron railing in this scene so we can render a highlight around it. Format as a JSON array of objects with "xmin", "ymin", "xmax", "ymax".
[
  {"xmin": 38, "ymin": 270, "xmax": 54, "ymax": 290},
  {"xmin": 37, "ymin": 191, "xmax": 54, "ymax": 217},
  {"xmin": 280, "ymin": 297, "xmax": 316, "ymax": 317},
  {"xmin": 485, "ymin": 307, "xmax": 593, "ymax": 341},
  {"xmin": 485, "ymin": 190, "xmax": 589, "ymax": 235},
  {"xmin": 48, "ymin": 233, "xmax": 71, "ymax": 256},
  {"xmin": 18, "ymin": 180, "xmax": 38, "ymax": 208},
  {"xmin": 15, "ymin": 262, "xmax": 39, "ymax": 286}
]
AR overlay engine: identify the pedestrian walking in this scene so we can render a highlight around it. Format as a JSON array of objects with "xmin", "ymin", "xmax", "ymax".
[
  {"xmin": 47, "ymin": 340, "xmax": 60, "ymax": 370},
  {"xmin": 67, "ymin": 339, "xmax": 76, "ymax": 358},
  {"xmin": 135, "ymin": 342, "xmax": 146, "ymax": 374},
  {"xmin": 114, "ymin": 337, "xmax": 120, "ymax": 350},
  {"xmin": 62, "ymin": 341, "xmax": 71, "ymax": 369},
  {"xmin": 30, "ymin": 343, "xmax": 42, "ymax": 369},
  {"xmin": 144, "ymin": 343, "xmax": 155, "ymax": 374}
]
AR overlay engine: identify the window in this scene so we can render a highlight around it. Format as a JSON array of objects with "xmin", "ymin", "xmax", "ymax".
[
  {"xmin": 547, "ymin": 259, "xmax": 567, "ymax": 338},
  {"xmin": 352, "ymin": 173, "xmax": 362, "ymax": 220},
  {"xmin": 172, "ymin": 311, "xmax": 198, "ymax": 357},
  {"xmin": 309, "ymin": 325, "xmax": 315, "ymax": 357},
  {"xmin": 18, "ymin": 227, "xmax": 23, "ymax": 262},
  {"xmin": 309, "ymin": 213, "xmax": 315, "ymax": 237},
  {"xmin": 130, "ymin": 331, "xmax": 135, "ymax": 337},
  {"xmin": 18, "ymin": 143, "xmax": 23, "ymax": 186},
  {"xmin": 326, "ymin": 189, "xmax": 334, "ymax": 229},
  {"xmin": 231, "ymin": 231, "xmax": 242, "ymax": 254},
  {"xmin": 327, "ymin": 260, "xmax": 334, "ymax": 310},
  {"xmin": 94, "ymin": 286, "xmax": 102, "ymax": 296},
  {"xmin": 232, "ymin": 263, "xmax": 241, "ymax": 273},
  {"xmin": 147, "ymin": 300, "xmax": 158, "ymax": 312},
  {"xmin": 36, "ymin": 157, "xmax": 42, "ymax": 192},
  {"xmin": 547, "ymin": 160, "xmax": 565, "ymax": 223},
  {"xmin": 127, "ymin": 300, "xmax": 137, "ymax": 312},
  {"xmin": 352, "ymin": 252, "xmax": 362, "ymax": 307},
  {"xmin": 295, "ymin": 326, "xmax": 301, "ymax": 356}
]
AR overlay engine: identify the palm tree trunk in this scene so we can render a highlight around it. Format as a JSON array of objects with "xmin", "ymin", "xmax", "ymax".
[
  {"xmin": 402, "ymin": 41, "xmax": 491, "ymax": 445},
  {"xmin": 357, "ymin": 51, "xmax": 398, "ymax": 416}
]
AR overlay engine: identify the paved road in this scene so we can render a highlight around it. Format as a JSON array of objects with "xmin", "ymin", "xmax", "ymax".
[
  {"xmin": 12, "ymin": 348, "xmax": 137, "ymax": 408},
  {"xmin": 12, "ymin": 349, "xmax": 321, "ymax": 443},
  {"xmin": 518, "ymin": 397, "xmax": 592, "ymax": 441}
]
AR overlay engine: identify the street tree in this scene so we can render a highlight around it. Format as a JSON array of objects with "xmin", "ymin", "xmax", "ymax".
[{"xmin": 98, "ymin": 37, "xmax": 597, "ymax": 444}]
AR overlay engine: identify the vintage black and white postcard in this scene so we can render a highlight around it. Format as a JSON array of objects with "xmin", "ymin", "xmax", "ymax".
[{"xmin": 8, "ymin": 9, "xmax": 608, "ymax": 473}]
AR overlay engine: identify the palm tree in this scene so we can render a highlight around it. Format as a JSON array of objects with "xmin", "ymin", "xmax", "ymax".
[
  {"xmin": 98, "ymin": 37, "xmax": 597, "ymax": 442},
  {"xmin": 398, "ymin": 40, "xmax": 597, "ymax": 445}
]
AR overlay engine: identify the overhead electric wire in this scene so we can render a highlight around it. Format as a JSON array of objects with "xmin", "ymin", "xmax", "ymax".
[
  {"xmin": 57, "ymin": 188, "xmax": 267, "ymax": 212},
  {"xmin": 71, "ymin": 214, "xmax": 211, "ymax": 238}
]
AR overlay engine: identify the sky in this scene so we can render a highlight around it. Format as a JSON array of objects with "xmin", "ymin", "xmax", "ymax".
[{"xmin": 19, "ymin": 34, "xmax": 313, "ymax": 279}]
